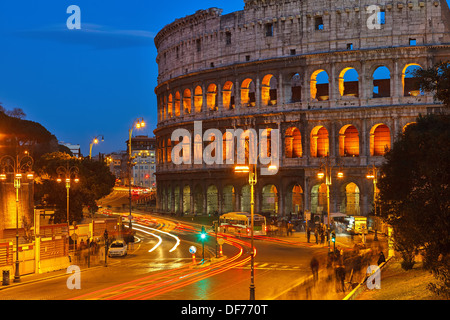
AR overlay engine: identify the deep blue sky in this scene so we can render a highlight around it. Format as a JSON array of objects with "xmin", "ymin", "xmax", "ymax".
[
  {"xmin": 0, "ymin": 0, "xmax": 244, "ymax": 155},
  {"xmin": 1, "ymin": 1, "xmax": 449, "ymax": 155}
]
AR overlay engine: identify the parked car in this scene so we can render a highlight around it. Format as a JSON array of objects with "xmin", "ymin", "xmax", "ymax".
[{"xmin": 108, "ymin": 240, "xmax": 127, "ymax": 257}]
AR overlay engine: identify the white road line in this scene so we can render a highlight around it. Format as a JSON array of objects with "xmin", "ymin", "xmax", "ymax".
[{"xmin": 134, "ymin": 223, "xmax": 181, "ymax": 253}]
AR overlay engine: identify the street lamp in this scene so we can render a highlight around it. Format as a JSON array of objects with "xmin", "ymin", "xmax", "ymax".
[
  {"xmin": 56, "ymin": 164, "xmax": 80, "ymax": 250},
  {"xmin": 234, "ymin": 162, "xmax": 278, "ymax": 300},
  {"xmin": 89, "ymin": 135, "xmax": 104, "ymax": 159},
  {"xmin": 128, "ymin": 118, "xmax": 145, "ymax": 229},
  {"xmin": 316, "ymin": 156, "xmax": 343, "ymax": 252},
  {"xmin": 366, "ymin": 164, "xmax": 379, "ymax": 241},
  {"xmin": 0, "ymin": 151, "xmax": 34, "ymax": 282}
]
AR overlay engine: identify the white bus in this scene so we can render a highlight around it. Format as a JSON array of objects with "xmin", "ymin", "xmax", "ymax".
[{"xmin": 218, "ymin": 212, "xmax": 267, "ymax": 236}]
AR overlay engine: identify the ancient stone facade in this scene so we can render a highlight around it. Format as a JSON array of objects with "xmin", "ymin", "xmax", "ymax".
[{"xmin": 153, "ymin": 0, "xmax": 450, "ymax": 220}]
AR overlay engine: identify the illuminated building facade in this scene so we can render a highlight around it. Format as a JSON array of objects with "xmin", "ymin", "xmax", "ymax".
[{"xmin": 153, "ymin": 0, "xmax": 450, "ymax": 219}]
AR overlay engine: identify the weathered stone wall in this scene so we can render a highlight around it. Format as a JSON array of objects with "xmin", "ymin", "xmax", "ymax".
[
  {"xmin": 153, "ymin": 0, "xmax": 450, "ymax": 218},
  {"xmin": 155, "ymin": 0, "xmax": 450, "ymax": 84}
]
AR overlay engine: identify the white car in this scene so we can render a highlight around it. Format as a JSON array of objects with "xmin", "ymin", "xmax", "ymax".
[{"xmin": 108, "ymin": 240, "xmax": 127, "ymax": 257}]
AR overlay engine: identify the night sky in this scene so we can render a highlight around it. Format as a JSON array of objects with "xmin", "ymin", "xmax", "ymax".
[{"xmin": 0, "ymin": 1, "xmax": 449, "ymax": 155}]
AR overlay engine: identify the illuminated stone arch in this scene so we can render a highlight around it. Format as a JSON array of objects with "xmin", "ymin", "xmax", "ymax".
[
  {"xmin": 222, "ymin": 185, "xmax": 236, "ymax": 213},
  {"xmin": 183, "ymin": 88, "xmax": 191, "ymax": 114},
  {"xmin": 340, "ymin": 182, "xmax": 360, "ymax": 216},
  {"xmin": 241, "ymin": 78, "xmax": 256, "ymax": 106},
  {"xmin": 285, "ymin": 183, "xmax": 303, "ymax": 216},
  {"xmin": 339, "ymin": 124, "xmax": 360, "ymax": 157},
  {"xmin": 372, "ymin": 66, "xmax": 391, "ymax": 98},
  {"xmin": 194, "ymin": 86, "xmax": 203, "ymax": 113},
  {"xmin": 402, "ymin": 122, "xmax": 417, "ymax": 133},
  {"xmin": 174, "ymin": 91, "xmax": 181, "ymax": 117},
  {"xmin": 261, "ymin": 74, "xmax": 278, "ymax": 106},
  {"xmin": 207, "ymin": 184, "xmax": 219, "ymax": 215},
  {"xmin": 338, "ymin": 67, "xmax": 359, "ymax": 97},
  {"xmin": 310, "ymin": 125, "xmax": 329, "ymax": 158},
  {"xmin": 402, "ymin": 63, "xmax": 423, "ymax": 96},
  {"xmin": 167, "ymin": 94, "xmax": 173, "ymax": 118},
  {"xmin": 261, "ymin": 184, "xmax": 279, "ymax": 216},
  {"xmin": 207, "ymin": 84, "xmax": 218, "ymax": 111},
  {"xmin": 370, "ymin": 123, "xmax": 391, "ymax": 156},
  {"xmin": 311, "ymin": 183, "xmax": 327, "ymax": 217},
  {"xmin": 183, "ymin": 185, "xmax": 191, "ymax": 214},
  {"xmin": 285, "ymin": 127, "xmax": 302, "ymax": 158},
  {"xmin": 310, "ymin": 69, "xmax": 329, "ymax": 101},
  {"xmin": 222, "ymin": 81, "xmax": 235, "ymax": 110}
]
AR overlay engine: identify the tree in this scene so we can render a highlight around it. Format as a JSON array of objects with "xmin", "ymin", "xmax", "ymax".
[
  {"xmin": 413, "ymin": 61, "xmax": 450, "ymax": 109},
  {"xmin": 377, "ymin": 114, "xmax": 450, "ymax": 298},
  {"xmin": 34, "ymin": 152, "xmax": 115, "ymax": 224}
]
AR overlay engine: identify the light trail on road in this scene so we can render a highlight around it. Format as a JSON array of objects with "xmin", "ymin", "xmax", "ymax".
[
  {"xmin": 133, "ymin": 223, "xmax": 181, "ymax": 252},
  {"xmin": 132, "ymin": 225, "xmax": 163, "ymax": 253},
  {"xmin": 70, "ymin": 224, "xmax": 253, "ymax": 300}
]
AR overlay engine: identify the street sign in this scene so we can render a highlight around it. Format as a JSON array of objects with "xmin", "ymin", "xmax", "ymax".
[
  {"xmin": 189, "ymin": 246, "xmax": 197, "ymax": 254},
  {"xmin": 217, "ymin": 238, "xmax": 225, "ymax": 245}
]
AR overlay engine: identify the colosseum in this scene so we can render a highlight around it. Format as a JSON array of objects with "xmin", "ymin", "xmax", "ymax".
[{"xmin": 153, "ymin": 0, "xmax": 450, "ymax": 224}]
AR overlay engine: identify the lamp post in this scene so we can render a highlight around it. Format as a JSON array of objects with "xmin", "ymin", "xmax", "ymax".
[
  {"xmin": 56, "ymin": 164, "xmax": 79, "ymax": 252},
  {"xmin": 366, "ymin": 164, "xmax": 379, "ymax": 241},
  {"xmin": 317, "ymin": 156, "xmax": 343, "ymax": 252},
  {"xmin": 89, "ymin": 135, "xmax": 104, "ymax": 159},
  {"xmin": 128, "ymin": 118, "xmax": 145, "ymax": 229},
  {"xmin": 0, "ymin": 151, "xmax": 34, "ymax": 283},
  {"xmin": 235, "ymin": 163, "xmax": 277, "ymax": 300}
]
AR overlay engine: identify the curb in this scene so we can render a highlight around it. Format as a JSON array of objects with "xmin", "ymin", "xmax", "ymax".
[{"xmin": 342, "ymin": 256, "xmax": 393, "ymax": 300}]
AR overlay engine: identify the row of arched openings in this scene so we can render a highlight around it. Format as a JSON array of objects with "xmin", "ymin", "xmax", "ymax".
[{"xmin": 158, "ymin": 64, "xmax": 424, "ymax": 120}]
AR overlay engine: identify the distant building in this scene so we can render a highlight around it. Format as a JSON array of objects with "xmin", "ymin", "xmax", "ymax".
[
  {"xmin": 106, "ymin": 151, "xmax": 128, "ymax": 185},
  {"xmin": 126, "ymin": 135, "xmax": 157, "ymax": 190},
  {"xmin": 59, "ymin": 142, "xmax": 81, "ymax": 158}
]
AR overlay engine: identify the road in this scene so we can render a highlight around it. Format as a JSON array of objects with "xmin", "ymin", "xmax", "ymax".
[{"xmin": 0, "ymin": 212, "xmax": 322, "ymax": 300}]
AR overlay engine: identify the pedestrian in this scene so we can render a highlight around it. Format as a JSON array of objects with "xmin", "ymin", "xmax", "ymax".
[
  {"xmin": 310, "ymin": 256, "xmax": 319, "ymax": 282},
  {"xmin": 377, "ymin": 251, "xmax": 386, "ymax": 265},
  {"xmin": 314, "ymin": 227, "xmax": 318, "ymax": 244},
  {"xmin": 307, "ymin": 226, "xmax": 311, "ymax": 243},
  {"xmin": 335, "ymin": 264, "xmax": 346, "ymax": 293},
  {"xmin": 320, "ymin": 230, "xmax": 325, "ymax": 245}
]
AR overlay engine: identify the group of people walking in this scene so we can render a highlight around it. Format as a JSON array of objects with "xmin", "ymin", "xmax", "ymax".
[{"xmin": 306, "ymin": 223, "xmax": 329, "ymax": 245}]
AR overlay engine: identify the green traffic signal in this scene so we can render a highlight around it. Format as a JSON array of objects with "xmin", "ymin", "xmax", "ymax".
[{"xmin": 200, "ymin": 226, "xmax": 207, "ymax": 240}]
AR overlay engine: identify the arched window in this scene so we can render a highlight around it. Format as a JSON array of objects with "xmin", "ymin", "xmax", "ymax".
[
  {"xmin": 241, "ymin": 78, "xmax": 256, "ymax": 106},
  {"xmin": 370, "ymin": 124, "xmax": 391, "ymax": 156},
  {"xmin": 402, "ymin": 64, "xmax": 424, "ymax": 96},
  {"xmin": 168, "ymin": 94, "xmax": 173, "ymax": 118},
  {"xmin": 261, "ymin": 74, "xmax": 278, "ymax": 106},
  {"xmin": 339, "ymin": 67, "xmax": 359, "ymax": 97},
  {"xmin": 174, "ymin": 91, "xmax": 181, "ymax": 117},
  {"xmin": 285, "ymin": 127, "xmax": 302, "ymax": 158},
  {"xmin": 194, "ymin": 86, "xmax": 203, "ymax": 113},
  {"xmin": 261, "ymin": 184, "xmax": 278, "ymax": 216},
  {"xmin": 310, "ymin": 126, "xmax": 329, "ymax": 157},
  {"xmin": 207, "ymin": 84, "xmax": 218, "ymax": 111},
  {"xmin": 372, "ymin": 66, "xmax": 391, "ymax": 98},
  {"xmin": 291, "ymin": 73, "xmax": 302, "ymax": 102},
  {"xmin": 341, "ymin": 182, "xmax": 360, "ymax": 215},
  {"xmin": 183, "ymin": 89, "xmax": 191, "ymax": 114},
  {"xmin": 339, "ymin": 125, "xmax": 359, "ymax": 157},
  {"xmin": 310, "ymin": 70, "xmax": 329, "ymax": 101},
  {"xmin": 222, "ymin": 81, "xmax": 235, "ymax": 110}
]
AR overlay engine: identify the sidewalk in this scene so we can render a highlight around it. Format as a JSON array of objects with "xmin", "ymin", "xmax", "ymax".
[{"xmin": 355, "ymin": 259, "xmax": 445, "ymax": 300}]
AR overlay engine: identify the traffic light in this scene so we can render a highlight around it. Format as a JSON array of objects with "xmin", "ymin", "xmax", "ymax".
[
  {"xmin": 200, "ymin": 226, "xmax": 207, "ymax": 240},
  {"xmin": 331, "ymin": 231, "xmax": 336, "ymax": 243}
]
